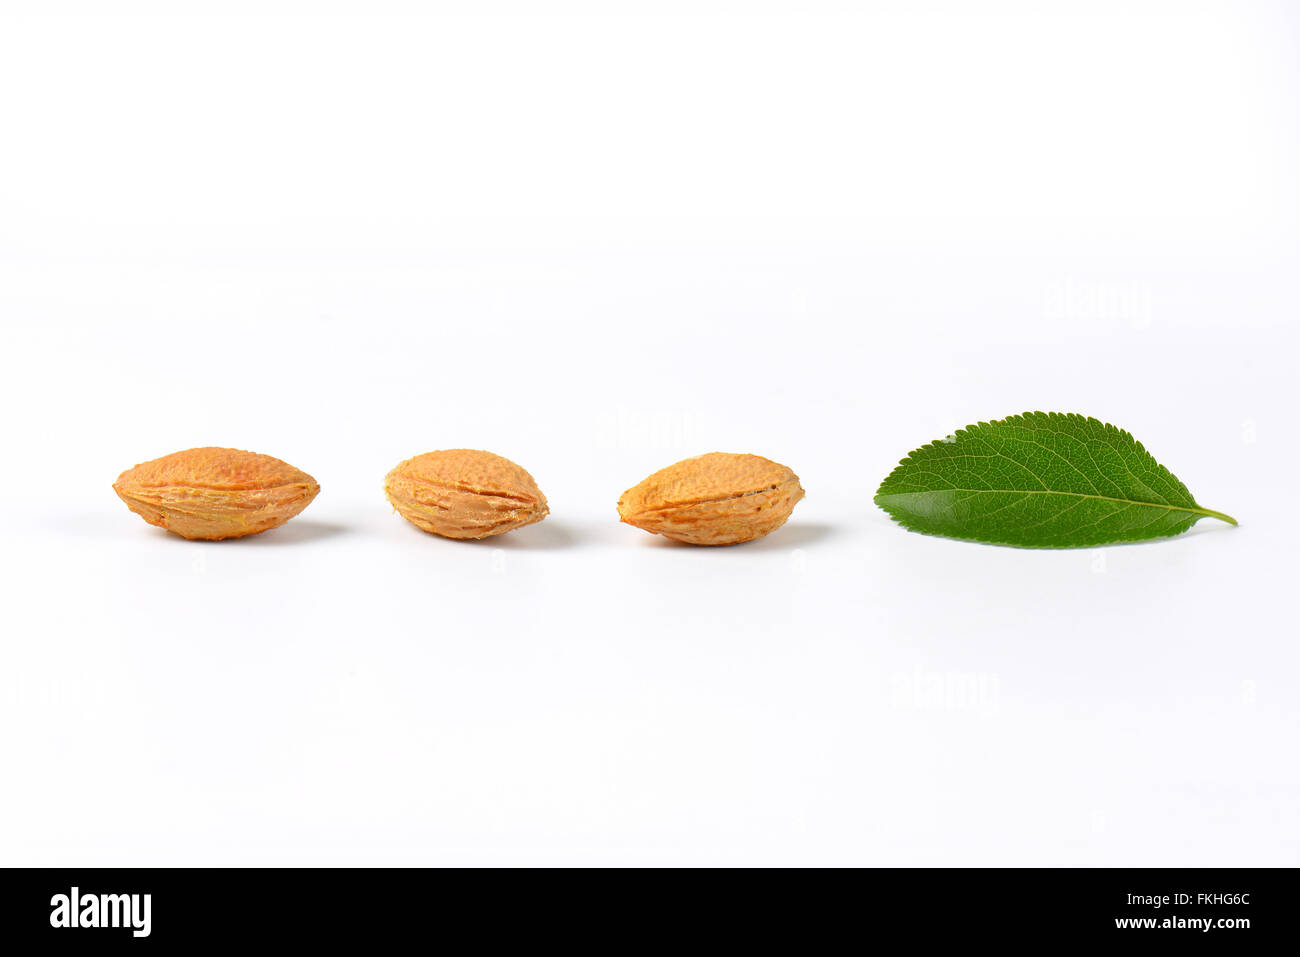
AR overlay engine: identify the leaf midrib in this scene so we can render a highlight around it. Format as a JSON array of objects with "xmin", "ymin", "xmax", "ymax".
[{"xmin": 876, "ymin": 486, "xmax": 1236, "ymax": 525}]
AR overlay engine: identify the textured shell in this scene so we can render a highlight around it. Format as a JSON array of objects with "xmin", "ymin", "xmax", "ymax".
[
  {"xmin": 113, "ymin": 447, "xmax": 320, "ymax": 540},
  {"xmin": 617, "ymin": 452, "xmax": 805, "ymax": 545},
  {"xmin": 385, "ymin": 449, "xmax": 549, "ymax": 539}
]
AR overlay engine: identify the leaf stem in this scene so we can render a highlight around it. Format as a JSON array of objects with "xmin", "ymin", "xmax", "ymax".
[{"xmin": 1197, "ymin": 506, "xmax": 1238, "ymax": 526}]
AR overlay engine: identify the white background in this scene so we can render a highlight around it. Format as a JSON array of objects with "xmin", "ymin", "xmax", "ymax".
[{"xmin": 1, "ymin": 1, "xmax": 1297, "ymax": 866}]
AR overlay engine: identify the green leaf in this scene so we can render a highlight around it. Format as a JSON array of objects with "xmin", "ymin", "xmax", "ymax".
[{"xmin": 874, "ymin": 412, "xmax": 1237, "ymax": 548}]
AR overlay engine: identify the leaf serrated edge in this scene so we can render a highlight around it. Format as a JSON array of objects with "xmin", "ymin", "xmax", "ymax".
[
  {"xmin": 879, "ymin": 410, "xmax": 1171, "ymax": 493},
  {"xmin": 870, "ymin": 506, "xmax": 1199, "ymax": 549}
]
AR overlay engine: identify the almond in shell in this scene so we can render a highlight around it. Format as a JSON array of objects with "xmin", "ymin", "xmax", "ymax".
[
  {"xmin": 113, "ymin": 447, "xmax": 320, "ymax": 540},
  {"xmin": 385, "ymin": 449, "xmax": 549, "ymax": 540},
  {"xmin": 617, "ymin": 452, "xmax": 804, "ymax": 545}
]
